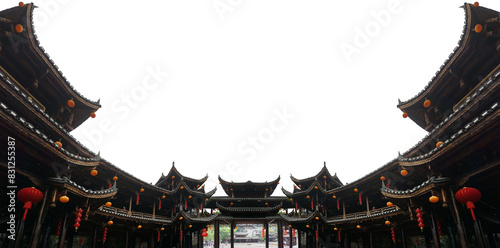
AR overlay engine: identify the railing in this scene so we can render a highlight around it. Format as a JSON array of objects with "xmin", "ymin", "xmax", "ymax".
[
  {"xmin": 0, "ymin": 66, "xmax": 46, "ymax": 111},
  {"xmin": 100, "ymin": 206, "xmax": 169, "ymax": 220},
  {"xmin": 328, "ymin": 206, "xmax": 399, "ymax": 221}
]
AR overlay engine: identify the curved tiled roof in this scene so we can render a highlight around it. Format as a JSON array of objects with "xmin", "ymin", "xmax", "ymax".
[
  {"xmin": 324, "ymin": 207, "xmax": 403, "ymax": 224},
  {"xmin": 397, "ymin": 3, "xmax": 470, "ymax": 108},
  {"xmin": 22, "ymin": 4, "xmax": 100, "ymax": 108},
  {"xmin": 399, "ymin": 101, "xmax": 498, "ymax": 166},
  {"xmin": 290, "ymin": 164, "xmax": 343, "ymax": 187},
  {"xmin": 155, "ymin": 165, "xmax": 208, "ymax": 187},
  {"xmin": 96, "ymin": 206, "xmax": 179, "ymax": 224},
  {"xmin": 47, "ymin": 176, "xmax": 118, "ymax": 198},
  {"xmin": 381, "ymin": 177, "xmax": 450, "ymax": 199},
  {"xmin": 216, "ymin": 202, "xmax": 283, "ymax": 213},
  {"xmin": 0, "ymin": 69, "xmax": 100, "ymax": 158}
]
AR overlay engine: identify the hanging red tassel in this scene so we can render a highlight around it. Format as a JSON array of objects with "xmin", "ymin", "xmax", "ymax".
[
  {"xmin": 338, "ymin": 230, "xmax": 341, "ymax": 242},
  {"xmin": 359, "ymin": 193, "xmax": 362, "ymax": 205},
  {"xmin": 292, "ymin": 229, "xmax": 296, "ymax": 237},
  {"xmin": 108, "ymin": 183, "xmax": 112, "ymax": 189},
  {"xmin": 311, "ymin": 201, "xmax": 314, "ymax": 210},
  {"xmin": 295, "ymin": 202, "xmax": 298, "ymax": 210},
  {"xmin": 284, "ymin": 229, "xmax": 287, "ymax": 236},
  {"xmin": 103, "ymin": 227, "xmax": 108, "ymax": 243},
  {"xmin": 184, "ymin": 200, "xmax": 187, "ymax": 210},
  {"xmin": 157, "ymin": 231, "xmax": 161, "ymax": 242},
  {"xmin": 159, "ymin": 200, "xmax": 162, "ymax": 210},
  {"xmin": 55, "ymin": 219, "xmax": 62, "ymax": 236},
  {"xmin": 416, "ymin": 208, "xmax": 424, "ymax": 231},
  {"xmin": 315, "ymin": 230, "xmax": 318, "ymax": 240},
  {"xmin": 136, "ymin": 193, "xmax": 140, "ymax": 204},
  {"xmin": 391, "ymin": 227, "xmax": 396, "ymax": 243},
  {"xmin": 337, "ymin": 200, "xmax": 340, "ymax": 210},
  {"xmin": 180, "ymin": 230, "xmax": 183, "ymax": 240},
  {"xmin": 416, "ymin": 237, "xmax": 420, "ymax": 246},
  {"xmin": 200, "ymin": 202, "xmax": 203, "ymax": 211},
  {"xmin": 262, "ymin": 227, "xmax": 265, "ymax": 238},
  {"xmin": 436, "ymin": 219, "xmax": 444, "ymax": 236}
]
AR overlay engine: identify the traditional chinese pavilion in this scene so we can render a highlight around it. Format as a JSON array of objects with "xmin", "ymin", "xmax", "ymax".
[{"xmin": 1, "ymin": 2, "xmax": 499, "ymax": 248}]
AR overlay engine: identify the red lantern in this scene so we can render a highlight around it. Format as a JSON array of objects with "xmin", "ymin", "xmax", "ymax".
[
  {"xmin": 455, "ymin": 187, "xmax": 481, "ymax": 220},
  {"xmin": 474, "ymin": 2, "xmax": 479, "ymax": 7},
  {"xmin": 359, "ymin": 193, "xmax": 362, "ymax": 205},
  {"xmin": 74, "ymin": 208, "xmax": 83, "ymax": 231},
  {"xmin": 136, "ymin": 193, "xmax": 140, "ymax": 204},
  {"xmin": 67, "ymin": 100, "xmax": 75, "ymax": 108},
  {"xmin": 315, "ymin": 231, "xmax": 318, "ymax": 240},
  {"xmin": 416, "ymin": 208, "xmax": 424, "ymax": 231},
  {"xmin": 202, "ymin": 231, "xmax": 208, "ymax": 237},
  {"xmin": 158, "ymin": 231, "xmax": 161, "ymax": 241},
  {"xmin": 158, "ymin": 200, "xmax": 162, "ymax": 210},
  {"xmin": 103, "ymin": 227, "xmax": 107, "ymax": 243},
  {"xmin": 185, "ymin": 200, "xmax": 187, "ymax": 210},
  {"xmin": 17, "ymin": 187, "xmax": 43, "ymax": 220},
  {"xmin": 295, "ymin": 202, "xmax": 298, "ymax": 210},
  {"xmin": 402, "ymin": 112, "xmax": 408, "ymax": 118},
  {"xmin": 90, "ymin": 112, "xmax": 96, "ymax": 118},
  {"xmin": 423, "ymin": 99, "xmax": 431, "ymax": 108},
  {"xmin": 337, "ymin": 200, "xmax": 340, "ymax": 210},
  {"xmin": 293, "ymin": 228, "xmax": 296, "ymax": 237},
  {"xmin": 19, "ymin": 2, "xmax": 25, "ymax": 7},
  {"xmin": 311, "ymin": 200, "xmax": 314, "ymax": 210},
  {"xmin": 55, "ymin": 219, "xmax": 62, "ymax": 236},
  {"xmin": 391, "ymin": 227, "xmax": 396, "ymax": 243},
  {"xmin": 338, "ymin": 230, "xmax": 341, "ymax": 242}
]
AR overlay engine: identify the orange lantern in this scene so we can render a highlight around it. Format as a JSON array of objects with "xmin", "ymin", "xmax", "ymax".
[
  {"xmin": 475, "ymin": 24, "xmax": 482, "ymax": 33},
  {"xmin": 15, "ymin": 24, "xmax": 23, "ymax": 33},
  {"xmin": 67, "ymin": 100, "xmax": 75, "ymax": 108},
  {"xmin": 323, "ymin": 176, "xmax": 327, "ymax": 179},
  {"xmin": 423, "ymin": 100, "xmax": 431, "ymax": 108},
  {"xmin": 90, "ymin": 169, "xmax": 98, "ymax": 176},
  {"xmin": 315, "ymin": 217, "xmax": 319, "ymax": 220},
  {"xmin": 354, "ymin": 188, "xmax": 358, "ymax": 193},
  {"xmin": 59, "ymin": 195, "xmax": 69, "ymax": 203},
  {"xmin": 172, "ymin": 176, "xmax": 175, "ymax": 179},
  {"xmin": 179, "ymin": 217, "xmax": 183, "ymax": 220},
  {"xmin": 105, "ymin": 202, "xmax": 112, "ymax": 207},
  {"xmin": 436, "ymin": 141, "xmax": 443, "ymax": 148},
  {"xmin": 385, "ymin": 220, "xmax": 391, "ymax": 225},
  {"xmin": 400, "ymin": 169, "xmax": 408, "ymax": 176},
  {"xmin": 306, "ymin": 225, "xmax": 310, "ymax": 228},
  {"xmin": 332, "ymin": 195, "xmax": 336, "ymax": 199},
  {"xmin": 474, "ymin": 2, "xmax": 479, "ymax": 7},
  {"xmin": 90, "ymin": 112, "xmax": 96, "ymax": 118},
  {"xmin": 162, "ymin": 195, "xmax": 166, "ymax": 199},
  {"xmin": 386, "ymin": 202, "xmax": 393, "ymax": 207},
  {"xmin": 137, "ymin": 225, "xmax": 142, "ymax": 229},
  {"xmin": 188, "ymin": 195, "xmax": 192, "ymax": 199},
  {"xmin": 429, "ymin": 195, "xmax": 439, "ymax": 203},
  {"xmin": 334, "ymin": 227, "xmax": 338, "ymax": 231},
  {"xmin": 19, "ymin": 2, "xmax": 25, "ymax": 7},
  {"xmin": 380, "ymin": 176, "xmax": 386, "ymax": 181},
  {"xmin": 55, "ymin": 141, "xmax": 62, "ymax": 148},
  {"xmin": 140, "ymin": 187, "xmax": 144, "ymax": 193},
  {"xmin": 306, "ymin": 195, "xmax": 310, "ymax": 199},
  {"xmin": 113, "ymin": 176, "xmax": 118, "ymax": 181},
  {"xmin": 189, "ymin": 225, "xmax": 192, "ymax": 228},
  {"xmin": 161, "ymin": 227, "xmax": 165, "ymax": 231},
  {"xmin": 314, "ymin": 186, "xmax": 318, "ymax": 189},
  {"xmin": 402, "ymin": 112, "xmax": 408, "ymax": 118},
  {"xmin": 180, "ymin": 186, "xmax": 184, "ymax": 189},
  {"xmin": 356, "ymin": 225, "xmax": 361, "ymax": 229},
  {"xmin": 107, "ymin": 220, "xmax": 113, "ymax": 225}
]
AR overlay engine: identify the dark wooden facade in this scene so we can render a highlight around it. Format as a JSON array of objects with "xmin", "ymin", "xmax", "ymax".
[{"xmin": 1, "ymin": 2, "xmax": 499, "ymax": 248}]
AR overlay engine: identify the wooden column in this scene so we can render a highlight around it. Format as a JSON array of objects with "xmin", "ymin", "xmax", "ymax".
[
  {"xmin": 366, "ymin": 196, "xmax": 370, "ymax": 215},
  {"xmin": 473, "ymin": 219, "xmax": 486, "ymax": 248},
  {"xmin": 265, "ymin": 222, "xmax": 269, "ymax": 248},
  {"xmin": 400, "ymin": 226, "xmax": 407, "ymax": 248},
  {"xmin": 230, "ymin": 222, "xmax": 234, "ymax": 248},
  {"xmin": 342, "ymin": 201, "xmax": 346, "ymax": 219},
  {"xmin": 369, "ymin": 229, "xmax": 373, "ymax": 248},
  {"xmin": 125, "ymin": 229, "xmax": 129, "ymax": 248},
  {"xmin": 449, "ymin": 187, "xmax": 468, "ymax": 248},
  {"xmin": 128, "ymin": 195, "xmax": 133, "ymax": 215},
  {"xmin": 152, "ymin": 200, "xmax": 156, "ymax": 219},
  {"xmin": 430, "ymin": 212, "xmax": 441, "ymax": 248},
  {"xmin": 57, "ymin": 210, "xmax": 69, "ymax": 248},
  {"xmin": 297, "ymin": 229, "xmax": 301, "ymax": 248},
  {"xmin": 278, "ymin": 220, "xmax": 283, "ymax": 248},
  {"xmin": 30, "ymin": 188, "xmax": 49, "ymax": 248},
  {"xmin": 289, "ymin": 226, "xmax": 293, "ymax": 248},
  {"xmin": 90, "ymin": 223, "xmax": 98, "ymax": 248},
  {"xmin": 214, "ymin": 221, "xmax": 220, "ymax": 248}
]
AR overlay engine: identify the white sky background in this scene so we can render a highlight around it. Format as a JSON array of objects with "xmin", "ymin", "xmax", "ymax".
[{"xmin": 4, "ymin": 0, "xmax": 500, "ymax": 196}]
